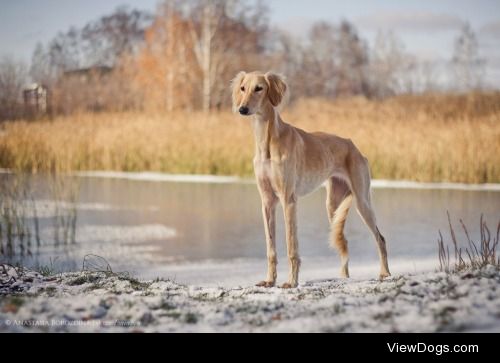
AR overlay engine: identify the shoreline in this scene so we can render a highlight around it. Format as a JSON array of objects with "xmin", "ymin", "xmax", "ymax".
[
  {"xmin": 1, "ymin": 264, "xmax": 499, "ymax": 333},
  {"xmin": 2, "ymin": 169, "xmax": 500, "ymax": 191}
]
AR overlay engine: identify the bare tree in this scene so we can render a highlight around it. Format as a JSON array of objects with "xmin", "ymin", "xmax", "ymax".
[
  {"xmin": 0, "ymin": 56, "xmax": 28, "ymax": 120},
  {"xmin": 31, "ymin": 7, "xmax": 152, "ymax": 113},
  {"xmin": 135, "ymin": 0, "xmax": 198, "ymax": 111},
  {"xmin": 286, "ymin": 20, "xmax": 370, "ymax": 99},
  {"xmin": 37, "ymin": 7, "xmax": 151, "ymax": 76},
  {"xmin": 164, "ymin": 0, "xmax": 176, "ymax": 111},
  {"xmin": 81, "ymin": 6, "xmax": 152, "ymax": 67},
  {"xmin": 335, "ymin": 21, "xmax": 370, "ymax": 97},
  {"xmin": 30, "ymin": 42, "xmax": 56, "ymax": 87},
  {"xmin": 452, "ymin": 23, "xmax": 485, "ymax": 91},
  {"xmin": 186, "ymin": 1, "xmax": 221, "ymax": 111},
  {"xmin": 184, "ymin": 0, "xmax": 268, "ymax": 110},
  {"xmin": 304, "ymin": 22, "xmax": 338, "ymax": 97},
  {"xmin": 267, "ymin": 30, "xmax": 305, "ymax": 100},
  {"xmin": 131, "ymin": 0, "xmax": 269, "ymax": 112},
  {"xmin": 369, "ymin": 31, "xmax": 415, "ymax": 98},
  {"xmin": 403, "ymin": 60, "xmax": 440, "ymax": 94},
  {"xmin": 47, "ymin": 27, "xmax": 84, "ymax": 74}
]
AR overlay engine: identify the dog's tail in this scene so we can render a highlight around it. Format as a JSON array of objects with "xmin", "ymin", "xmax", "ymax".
[{"xmin": 329, "ymin": 193, "xmax": 353, "ymax": 256}]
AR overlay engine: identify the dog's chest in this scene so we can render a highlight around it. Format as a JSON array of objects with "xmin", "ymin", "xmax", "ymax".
[{"xmin": 254, "ymin": 159, "xmax": 280, "ymax": 193}]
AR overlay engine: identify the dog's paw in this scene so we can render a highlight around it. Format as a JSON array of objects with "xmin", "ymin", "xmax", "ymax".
[
  {"xmin": 279, "ymin": 282, "xmax": 297, "ymax": 289},
  {"xmin": 256, "ymin": 280, "xmax": 275, "ymax": 288},
  {"xmin": 379, "ymin": 272, "xmax": 391, "ymax": 281}
]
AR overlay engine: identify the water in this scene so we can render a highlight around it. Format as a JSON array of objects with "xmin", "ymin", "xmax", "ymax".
[{"xmin": 1, "ymin": 173, "xmax": 499, "ymax": 286}]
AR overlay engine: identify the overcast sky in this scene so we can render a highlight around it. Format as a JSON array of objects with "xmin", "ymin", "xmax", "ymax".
[{"xmin": 1, "ymin": 0, "xmax": 499, "ymax": 86}]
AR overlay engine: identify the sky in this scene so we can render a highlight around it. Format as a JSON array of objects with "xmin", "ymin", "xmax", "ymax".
[{"xmin": 1, "ymin": 0, "xmax": 499, "ymax": 86}]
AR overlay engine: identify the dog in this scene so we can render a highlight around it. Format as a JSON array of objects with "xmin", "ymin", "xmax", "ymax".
[{"xmin": 232, "ymin": 71, "xmax": 391, "ymax": 288}]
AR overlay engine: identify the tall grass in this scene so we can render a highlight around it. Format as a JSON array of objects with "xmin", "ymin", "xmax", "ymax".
[
  {"xmin": 49, "ymin": 175, "xmax": 79, "ymax": 246},
  {"xmin": 0, "ymin": 174, "xmax": 79, "ymax": 258},
  {"xmin": 0, "ymin": 93, "xmax": 499, "ymax": 183},
  {"xmin": 0, "ymin": 175, "xmax": 39, "ymax": 257},
  {"xmin": 438, "ymin": 212, "xmax": 500, "ymax": 273}
]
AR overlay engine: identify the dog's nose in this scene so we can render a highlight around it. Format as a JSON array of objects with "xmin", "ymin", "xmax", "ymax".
[{"xmin": 239, "ymin": 106, "xmax": 249, "ymax": 115}]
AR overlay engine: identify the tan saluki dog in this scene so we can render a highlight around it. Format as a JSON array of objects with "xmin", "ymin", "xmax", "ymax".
[{"xmin": 232, "ymin": 71, "xmax": 390, "ymax": 288}]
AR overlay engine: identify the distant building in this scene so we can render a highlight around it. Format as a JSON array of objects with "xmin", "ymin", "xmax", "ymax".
[
  {"xmin": 63, "ymin": 66, "xmax": 113, "ymax": 83},
  {"xmin": 23, "ymin": 83, "xmax": 48, "ymax": 115},
  {"xmin": 59, "ymin": 66, "xmax": 114, "ymax": 112}
]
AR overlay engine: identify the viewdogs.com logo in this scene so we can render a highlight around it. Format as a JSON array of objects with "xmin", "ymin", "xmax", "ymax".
[{"xmin": 387, "ymin": 343, "xmax": 479, "ymax": 355}]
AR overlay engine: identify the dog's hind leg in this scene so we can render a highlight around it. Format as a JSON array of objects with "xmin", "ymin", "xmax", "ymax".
[
  {"xmin": 349, "ymin": 158, "xmax": 391, "ymax": 280},
  {"xmin": 326, "ymin": 177, "xmax": 353, "ymax": 278}
]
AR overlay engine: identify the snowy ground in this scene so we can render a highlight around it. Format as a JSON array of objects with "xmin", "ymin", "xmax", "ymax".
[
  {"xmin": 1, "ymin": 263, "xmax": 499, "ymax": 333},
  {"xmin": 74, "ymin": 171, "xmax": 500, "ymax": 191}
]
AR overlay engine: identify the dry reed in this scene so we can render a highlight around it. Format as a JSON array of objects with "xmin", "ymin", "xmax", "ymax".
[{"xmin": 0, "ymin": 93, "xmax": 499, "ymax": 183}]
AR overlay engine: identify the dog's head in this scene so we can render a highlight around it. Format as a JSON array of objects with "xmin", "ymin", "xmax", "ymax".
[{"xmin": 231, "ymin": 71, "xmax": 287, "ymax": 116}]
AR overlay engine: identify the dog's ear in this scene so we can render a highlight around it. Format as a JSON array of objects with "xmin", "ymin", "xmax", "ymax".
[
  {"xmin": 231, "ymin": 71, "xmax": 246, "ymax": 112},
  {"xmin": 265, "ymin": 72, "xmax": 287, "ymax": 107}
]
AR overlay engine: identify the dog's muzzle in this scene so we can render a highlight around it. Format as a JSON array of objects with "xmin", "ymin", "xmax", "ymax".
[{"xmin": 239, "ymin": 106, "xmax": 250, "ymax": 115}]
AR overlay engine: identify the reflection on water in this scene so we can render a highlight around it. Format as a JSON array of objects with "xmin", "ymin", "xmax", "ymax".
[{"xmin": 1, "ymin": 173, "xmax": 499, "ymax": 285}]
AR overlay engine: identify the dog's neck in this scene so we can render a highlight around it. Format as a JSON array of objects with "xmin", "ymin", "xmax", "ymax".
[{"xmin": 252, "ymin": 103, "xmax": 284, "ymax": 161}]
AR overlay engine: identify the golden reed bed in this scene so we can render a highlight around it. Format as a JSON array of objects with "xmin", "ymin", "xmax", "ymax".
[{"xmin": 1, "ymin": 93, "xmax": 499, "ymax": 183}]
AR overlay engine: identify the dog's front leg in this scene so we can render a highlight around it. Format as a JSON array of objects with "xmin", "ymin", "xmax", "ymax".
[
  {"xmin": 280, "ymin": 194, "xmax": 300, "ymax": 288},
  {"xmin": 256, "ymin": 193, "xmax": 278, "ymax": 288}
]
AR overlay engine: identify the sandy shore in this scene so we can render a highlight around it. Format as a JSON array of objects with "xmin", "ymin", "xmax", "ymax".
[{"xmin": 1, "ymin": 263, "xmax": 499, "ymax": 333}]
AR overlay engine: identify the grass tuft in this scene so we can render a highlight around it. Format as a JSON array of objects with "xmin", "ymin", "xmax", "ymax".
[{"xmin": 438, "ymin": 212, "xmax": 500, "ymax": 273}]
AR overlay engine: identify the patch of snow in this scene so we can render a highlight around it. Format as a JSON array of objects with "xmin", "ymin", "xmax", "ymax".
[
  {"xmin": 140, "ymin": 256, "xmax": 439, "ymax": 287},
  {"xmin": 72, "ymin": 225, "xmax": 177, "ymax": 243},
  {"xmin": 74, "ymin": 171, "xmax": 249, "ymax": 184},
  {"xmin": 17, "ymin": 200, "xmax": 158, "ymax": 219},
  {"xmin": 3, "ymin": 169, "xmax": 498, "ymax": 190},
  {"xmin": 370, "ymin": 179, "xmax": 500, "ymax": 192},
  {"xmin": 75, "ymin": 171, "xmax": 500, "ymax": 191},
  {"xmin": 2, "ymin": 264, "xmax": 498, "ymax": 332}
]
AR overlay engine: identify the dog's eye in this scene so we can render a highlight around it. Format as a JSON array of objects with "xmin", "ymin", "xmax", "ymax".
[
  {"xmin": 240, "ymin": 86, "xmax": 245, "ymax": 92},
  {"xmin": 255, "ymin": 86, "xmax": 263, "ymax": 92}
]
